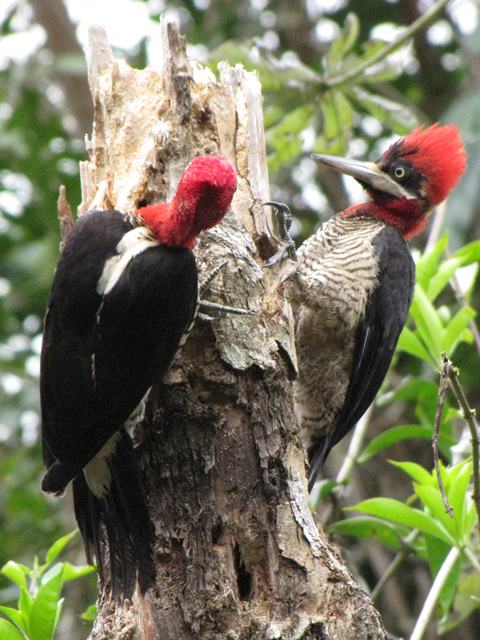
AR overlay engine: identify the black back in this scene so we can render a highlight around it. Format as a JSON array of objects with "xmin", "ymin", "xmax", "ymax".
[
  {"xmin": 308, "ymin": 225, "xmax": 415, "ymax": 489},
  {"xmin": 40, "ymin": 210, "xmax": 198, "ymax": 490}
]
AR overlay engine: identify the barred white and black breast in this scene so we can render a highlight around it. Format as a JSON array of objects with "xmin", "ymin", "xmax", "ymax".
[{"xmin": 284, "ymin": 214, "xmax": 415, "ymax": 489}]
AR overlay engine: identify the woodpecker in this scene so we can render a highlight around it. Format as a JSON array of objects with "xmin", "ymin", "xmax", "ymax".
[
  {"xmin": 270, "ymin": 124, "xmax": 466, "ymax": 491},
  {"xmin": 40, "ymin": 155, "xmax": 236, "ymax": 596}
]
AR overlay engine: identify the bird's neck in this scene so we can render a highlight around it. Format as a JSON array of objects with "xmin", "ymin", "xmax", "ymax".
[
  {"xmin": 340, "ymin": 199, "xmax": 427, "ymax": 239},
  {"xmin": 137, "ymin": 200, "xmax": 196, "ymax": 249}
]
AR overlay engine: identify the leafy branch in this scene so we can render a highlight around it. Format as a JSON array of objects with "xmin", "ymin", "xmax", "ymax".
[{"xmin": 324, "ymin": 0, "xmax": 451, "ymax": 89}]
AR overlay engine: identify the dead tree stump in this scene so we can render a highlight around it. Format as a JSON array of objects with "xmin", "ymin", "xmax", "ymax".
[{"xmin": 75, "ymin": 21, "xmax": 387, "ymax": 640}]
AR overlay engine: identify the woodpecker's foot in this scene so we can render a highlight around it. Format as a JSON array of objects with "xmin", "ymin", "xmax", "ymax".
[
  {"xmin": 198, "ymin": 300, "xmax": 254, "ymax": 320},
  {"xmin": 199, "ymin": 260, "xmax": 229, "ymax": 297},
  {"xmin": 199, "ymin": 261, "xmax": 254, "ymax": 320},
  {"xmin": 263, "ymin": 201, "xmax": 297, "ymax": 267}
]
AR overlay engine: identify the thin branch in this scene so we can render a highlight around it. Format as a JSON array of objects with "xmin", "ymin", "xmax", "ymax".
[
  {"xmin": 409, "ymin": 545, "xmax": 460, "ymax": 640},
  {"xmin": 371, "ymin": 529, "xmax": 419, "ymax": 601},
  {"xmin": 424, "ymin": 201, "xmax": 446, "ymax": 254},
  {"xmin": 446, "ymin": 357, "xmax": 480, "ymax": 528},
  {"xmin": 336, "ymin": 405, "xmax": 374, "ymax": 486},
  {"xmin": 324, "ymin": 0, "xmax": 450, "ymax": 89},
  {"xmin": 433, "ymin": 354, "xmax": 453, "ymax": 517},
  {"xmin": 464, "ymin": 546, "xmax": 480, "ymax": 574}
]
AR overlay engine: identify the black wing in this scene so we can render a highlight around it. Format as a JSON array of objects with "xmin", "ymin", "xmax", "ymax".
[
  {"xmin": 308, "ymin": 225, "xmax": 415, "ymax": 489},
  {"xmin": 41, "ymin": 211, "xmax": 197, "ymax": 493}
]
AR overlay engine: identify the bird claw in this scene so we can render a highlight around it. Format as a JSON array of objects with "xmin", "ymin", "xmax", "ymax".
[
  {"xmin": 199, "ymin": 261, "xmax": 254, "ymax": 319},
  {"xmin": 263, "ymin": 239, "xmax": 297, "ymax": 268},
  {"xmin": 263, "ymin": 201, "xmax": 297, "ymax": 266},
  {"xmin": 199, "ymin": 260, "xmax": 229, "ymax": 296},
  {"xmin": 198, "ymin": 300, "xmax": 254, "ymax": 317}
]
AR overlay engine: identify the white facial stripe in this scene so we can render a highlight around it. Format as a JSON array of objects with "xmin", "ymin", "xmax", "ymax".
[{"xmin": 97, "ymin": 227, "xmax": 159, "ymax": 296}]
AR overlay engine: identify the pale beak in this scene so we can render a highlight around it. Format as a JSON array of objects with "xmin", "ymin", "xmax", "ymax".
[{"xmin": 312, "ymin": 154, "xmax": 414, "ymax": 200}]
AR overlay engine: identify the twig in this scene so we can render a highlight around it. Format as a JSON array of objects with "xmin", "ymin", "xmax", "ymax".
[
  {"xmin": 310, "ymin": 407, "xmax": 373, "ymax": 513},
  {"xmin": 409, "ymin": 545, "xmax": 460, "ymax": 640},
  {"xmin": 371, "ymin": 529, "xmax": 419, "ymax": 601},
  {"xmin": 464, "ymin": 546, "xmax": 480, "ymax": 574},
  {"xmin": 336, "ymin": 405, "xmax": 374, "ymax": 486},
  {"xmin": 424, "ymin": 201, "xmax": 446, "ymax": 254},
  {"xmin": 324, "ymin": 0, "xmax": 450, "ymax": 89},
  {"xmin": 433, "ymin": 354, "xmax": 453, "ymax": 517},
  {"xmin": 446, "ymin": 357, "xmax": 480, "ymax": 529}
]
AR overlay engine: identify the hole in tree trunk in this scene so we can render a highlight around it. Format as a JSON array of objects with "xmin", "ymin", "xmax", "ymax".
[
  {"xmin": 211, "ymin": 522, "xmax": 223, "ymax": 545},
  {"xmin": 233, "ymin": 542, "xmax": 251, "ymax": 601}
]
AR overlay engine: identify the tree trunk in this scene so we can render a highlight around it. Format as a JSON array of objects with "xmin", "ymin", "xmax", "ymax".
[{"xmin": 75, "ymin": 22, "xmax": 387, "ymax": 640}]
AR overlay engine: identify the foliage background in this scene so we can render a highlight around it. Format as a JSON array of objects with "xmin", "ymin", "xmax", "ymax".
[{"xmin": 0, "ymin": 0, "xmax": 479, "ymax": 638}]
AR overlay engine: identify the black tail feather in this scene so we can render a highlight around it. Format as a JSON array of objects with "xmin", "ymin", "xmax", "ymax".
[
  {"xmin": 72, "ymin": 428, "xmax": 154, "ymax": 599},
  {"xmin": 308, "ymin": 436, "xmax": 332, "ymax": 493}
]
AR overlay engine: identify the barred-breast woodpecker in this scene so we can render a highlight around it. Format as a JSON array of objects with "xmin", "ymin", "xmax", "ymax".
[
  {"xmin": 40, "ymin": 155, "xmax": 236, "ymax": 596},
  {"xmin": 273, "ymin": 124, "xmax": 466, "ymax": 491}
]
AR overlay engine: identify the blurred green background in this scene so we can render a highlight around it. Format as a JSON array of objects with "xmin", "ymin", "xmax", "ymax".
[{"xmin": 0, "ymin": 0, "xmax": 479, "ymax": 638}]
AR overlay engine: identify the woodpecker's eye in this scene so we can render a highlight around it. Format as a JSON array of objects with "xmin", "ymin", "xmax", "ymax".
[{"xmin": 392, "ymin": 164, "xmax": 409, "ymax": 181}]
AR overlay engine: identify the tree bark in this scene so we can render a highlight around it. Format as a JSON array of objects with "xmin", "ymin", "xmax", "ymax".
[{"xmin": 77, "ymin": 22, "xmax": 387, "ymax": 640}]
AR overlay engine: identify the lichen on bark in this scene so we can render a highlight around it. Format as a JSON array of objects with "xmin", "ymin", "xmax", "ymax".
[{"xmin": 76, "ymin": 20, "xmax": 387, "ymax": 640}]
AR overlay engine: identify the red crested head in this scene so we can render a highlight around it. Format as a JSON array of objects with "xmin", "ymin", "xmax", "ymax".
[
  {"xmin": 316, "ymin": 123, "xmax": 466, "ymax": 239},
  {"xmin": 138, "ymin": 156, "xmax": 236, "ymax": 248},
  {"xmin": 381, "ymin": 123, "xmax": 466, "ymax": 207}
]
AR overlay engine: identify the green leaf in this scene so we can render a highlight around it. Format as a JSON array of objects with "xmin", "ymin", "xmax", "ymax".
[
  {"xmin": 361, "ymin": 59, "xmax": 404, "ymax": 83},
  {"xmin": 358, "ymin": 425, "xmax": 432, "ymax": 463},
  {"xmin": 349, "ymin": 86, "xmax": 417, "ymax": 134},
  {"xmin": 379, "ymin": 379, "xmax": 438, "ymax": 405},
  {"xmin": 424, "ymin": 535, "xmax": 451, "ymax": 577},
  {"xmin": 397, "ymin": 327, "xmax": 434, "ymax": 365},
  {"xmin": 81, "ymin": 604, "xmax": 97, "ymax": 622},
  {"xmin": 0, "ymin": 618, "xmax": 25, "ymax": 640},
  {"xmin": 326, "ymin": 12, "xmax": 360, "ymax": 73},
  {"xmin": 267, "ymin": 137, "xmax": 302, "ymax": 172},
  {"xmin": 45, "ymin": 531, "xmax": 78, "ymax": 565},
  {"xmin": 440, "ymin": 573, "xmax": 480, "ymax": 634},
  {"xmin": 321, "ymin": 91, "xmax": 340, "ymax": 141},
  {"xmin": 414, "ymin": 485, "xmax": 456, "ymax": 539},
  {"xmin": 390, "ymin": 460, "xmax": 434, "ymax": 485},
  {"xmin": 62, "ymin": 562, "xmax": 95, "ymax": 582},
  {"xmin": 331, "ymin": 90, "xmax": 354, "ymax": 132},
  {"xmin": 348, "ymin": 498, "xmax": 454, "ymax": 544},
  {"xmin": 18, "ymin": 589, "xmax": 32, "ymax": 633},
  {"xmin": 451, "ymin": 239, "xmax": 480, "ymax": 264},
  {"xmin": 409, "ymin": 285, "xmax": 444, "ymax": 365},
  {"xmin": 312, "ymin": 478, "xmax": 339, "ymax": 501},
  {"xmin": 313, "ymin": 133, "xmax": 348, "ymax": 156},
  {"xmin": 448, "ymin": 462, "xmax": 474, "ymax": 540},
  {"xmin": 0, "ymin": 607, "xmax": 26, "ymax": 634},
  {"xmin": 424, "ymin": 536, "xmax": 459, "ymax": 616},
  {"xmin": 328, "ymin": 516, "xmax": 405, "ymax": 549},
  {"xmin": 427, "ymin": 255, "xmax": 464, "ymax": 301},
  {"xmin": 1, "ymin": 562, "xmax": 30, "ymax": 590},
  {"xmin": 29, "ymin": 564, "xmax": 64, "ymax": 640},
  {"xmin": 267, "ymin": 104, "xmax": 313, "ymax": 170},
  {"xmin": 442, "ymin": 306, "xmax": 475, "ymax": 356},
  {"xmin": 415, "ymin": 236, "xmax": 448, "ymax": 291}
]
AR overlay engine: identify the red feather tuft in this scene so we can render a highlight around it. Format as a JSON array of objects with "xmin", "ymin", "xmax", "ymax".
[
  {"xmin": 139, "ymin": 156, "xmax": 236, "ymax": 248},
  {"xmin": 384, "ymin": 123, "xmax": 467, "ymax": 205},
  {"xmin": 174, "ymin": 155, "xmax": 237, "ymax": 236}
]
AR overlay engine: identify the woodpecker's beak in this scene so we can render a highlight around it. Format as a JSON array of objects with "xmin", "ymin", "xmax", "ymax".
[{"xmin": 312, "ymin": 154, "xmax": 414, "ymax": 200}]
